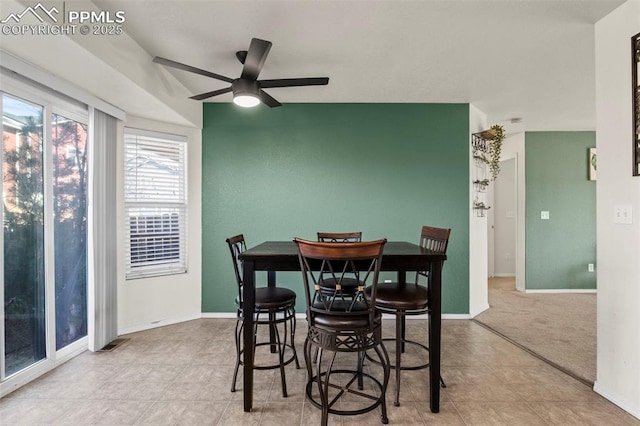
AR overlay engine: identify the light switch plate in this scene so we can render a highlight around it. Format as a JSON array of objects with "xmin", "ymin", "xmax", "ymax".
[{"xmin": 541, "ymin": 211, "xmax": 550, "ymax": 220}]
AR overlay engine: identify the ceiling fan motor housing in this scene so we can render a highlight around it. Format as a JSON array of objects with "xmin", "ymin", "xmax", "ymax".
[{"xmin": 232, "ymin": 79, "xmax": 260, "ymax": 97}]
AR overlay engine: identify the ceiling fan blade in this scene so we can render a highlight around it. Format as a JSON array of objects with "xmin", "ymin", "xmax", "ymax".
[
  {"xmin": 153, "ymin": 56, "xmax": 234, "ymax": 83},
  {"xmin": 189, "ymin": 86, "xmax": 233, "ymax": 101},
  {"xmin": 258, "ymin": 77, "xmax": 329, "ymax": 88},
  {"xmin": 259, "ymin": 90, "xmax": 282, "ymax": 108},
  {"xmin": 235, "ymin": 50, "xmax": 247, "ymax": 64},
  {"xmin": 241, "ymin": 38, "xmax": 272, "ymax": 80}
]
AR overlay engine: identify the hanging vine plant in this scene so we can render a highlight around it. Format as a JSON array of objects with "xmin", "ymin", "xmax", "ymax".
[
  {"xmin": 473, "ymin": 124, "xmax": 506, "ymax": 180},
  {"xmin": 487, "ymin": 124, "xmax": 505, "ymax": 180}
]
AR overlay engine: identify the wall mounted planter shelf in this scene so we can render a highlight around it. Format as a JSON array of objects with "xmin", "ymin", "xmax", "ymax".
[
  {"xmin": 471, "ymin": 131, "xmax": 492, "ymax": 217},
  {"xmin": 472, "ymin": 201, "xmax": 491, "ymax": 217},
  {"xmin": 473, "ymin": 179, "xmax": 490, "ymax": 193}
]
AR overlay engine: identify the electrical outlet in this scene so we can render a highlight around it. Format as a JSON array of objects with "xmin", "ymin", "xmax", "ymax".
[
  {"xmin": 588, "ymin": 263, "xmax": 594, "ymax": 272},
  {"xmin": 614, "ymin": 205, "xmax": 633, "ymax": 224},
  {"xmin": 541, "ymin": 211, "xmax": 550, "ymax": 220}
]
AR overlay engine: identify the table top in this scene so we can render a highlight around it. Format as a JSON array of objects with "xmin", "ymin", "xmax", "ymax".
[{"xmin": 239, "ymin": 240, "xmax": 446, "ymax": 271}]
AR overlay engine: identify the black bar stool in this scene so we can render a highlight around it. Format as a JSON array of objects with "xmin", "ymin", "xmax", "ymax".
[
  {"xmin": 366, "ymin": 226, "xmax": 451, "ymax": 406},
  {"xmin": 295, "ymin": 238, "xmax": 391, "ymax": 426},
  {"xmin": 226, "ymin": 234, "xmax": 300, "ymax": 397}
]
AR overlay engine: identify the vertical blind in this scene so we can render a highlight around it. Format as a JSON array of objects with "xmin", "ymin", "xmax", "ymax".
[
  {"xmin": 88, "ymin": 108, "xmax": 118, "ymax": 351},
  {"xmin": 124, "ymin": 128, "xmax": 187, "ymax": 279}
]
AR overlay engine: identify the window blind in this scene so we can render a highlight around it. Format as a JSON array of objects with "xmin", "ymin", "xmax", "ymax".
[
  {"xmin": 89, "ymin": 108, "xmax": 118, "ymax": 351},
  {"xmin": 124, "ymin": 129, "xmax": 187, "ymax": 279}
]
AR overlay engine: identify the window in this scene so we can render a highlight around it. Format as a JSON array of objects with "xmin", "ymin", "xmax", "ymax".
[{"xmin": 124, "ymin": 128, "xmax": 187, "ymax": 279}]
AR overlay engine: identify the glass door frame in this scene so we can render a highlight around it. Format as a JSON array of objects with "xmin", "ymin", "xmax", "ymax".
[{"xmin": 1, "ymin": 71, "xmax": 89, "ymax": 393}]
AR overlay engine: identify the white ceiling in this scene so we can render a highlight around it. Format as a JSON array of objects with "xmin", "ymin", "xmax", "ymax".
[{"xmin": 97, "ymin": 0, "xmax": 625, "ymax": 132}]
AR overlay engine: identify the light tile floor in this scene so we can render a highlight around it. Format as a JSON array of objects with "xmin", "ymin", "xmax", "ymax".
[{"xmin": 1, "ymin": 319, "xmax": 639, "ymax": 425}]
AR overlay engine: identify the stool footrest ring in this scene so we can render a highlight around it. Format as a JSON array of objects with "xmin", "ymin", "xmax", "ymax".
[
  {"xmin": 366, "ymin": 338, "xmax": 430, "ymax": 370},
  {"xmin": 305, "ymin": 369, "xmax": 386, "ymax": 416},
  {"xmin": 238, "ymin": 342, "xmax": 299, "ymax": 370}
]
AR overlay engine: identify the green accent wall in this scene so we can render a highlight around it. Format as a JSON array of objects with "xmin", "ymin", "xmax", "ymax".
[
  {"xmin": 525, "ymin": 131, "xmax": 596, "ymax": 290},
  {"xmin": 202, "ymin": 103, "xmax": 470, "ymax": 314}
]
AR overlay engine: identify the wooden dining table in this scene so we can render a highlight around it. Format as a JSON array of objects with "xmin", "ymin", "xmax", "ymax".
[{"xmin": 238, "ymin": 240, "xmax": 447, "ymax": 413}]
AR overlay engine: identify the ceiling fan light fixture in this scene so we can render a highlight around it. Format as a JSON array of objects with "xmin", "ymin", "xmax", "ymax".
[
  {"xmin": 233, "ymin": 94, "xmax": 260, "ymax": 108},
  {"xmin": 232, "ymin": 79, "xmax": 260, "ymax": 107},
  {"xmin": 154, "ymin": 38, "xmax": 329, "ymax": 107}
]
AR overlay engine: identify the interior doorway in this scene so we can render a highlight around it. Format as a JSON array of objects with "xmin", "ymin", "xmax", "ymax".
[
  {"xmin": 490, "ymin": 157, "xmax": 517, "ymax": 280},
  {"xmin": 485, "ymin": 131, "xmax": 526, "ymax": 294}
]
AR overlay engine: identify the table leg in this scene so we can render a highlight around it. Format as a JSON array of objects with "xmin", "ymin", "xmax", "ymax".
[
  {"xmin": 397, "ymin": 271, "xmax": 407, "ymax": 352},
  {"xmin": 429, "ymin": 261, "xmax": 442, "ymax": 413},
  {"xmin": 268, "ymin": 271, "xmax": 277, "ymax": 353},
  {"xmin": 243, "ymin": 260, "xmax": 256, "ymax": 412}
]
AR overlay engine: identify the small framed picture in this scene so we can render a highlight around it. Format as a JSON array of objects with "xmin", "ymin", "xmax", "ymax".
[
  {"xmin": 589, "ymin": 148, "xmax": 597, "ymax": 181},
  {"xmin": 633, "ymin": 31, "xmax": 640, "ymax": 175}
]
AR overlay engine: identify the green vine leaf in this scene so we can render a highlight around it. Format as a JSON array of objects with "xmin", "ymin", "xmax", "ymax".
[{"xmin": 488, "ymin": 124, "xmax": 505, "ymax": 181}]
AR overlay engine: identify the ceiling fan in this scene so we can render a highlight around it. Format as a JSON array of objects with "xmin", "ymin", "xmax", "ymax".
[{"xmin": 153, "ymin": 38, "xmax": 329, "ymax": 108}]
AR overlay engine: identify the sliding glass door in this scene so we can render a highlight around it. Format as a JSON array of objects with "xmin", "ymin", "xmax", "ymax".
[
  {"xmin": 2, "ymin": 91, "xmax": 88, "ymax": 379},
  {"xmin": 52, "ymin": 113, "xmax": 88, "ymax": 350},
  {"xmin": 2, "ymin": 94, "xmax": 46, "ymax": 376}
]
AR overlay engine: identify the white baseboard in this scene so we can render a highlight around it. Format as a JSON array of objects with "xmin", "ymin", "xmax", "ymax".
[
  {"xmin": 593, "ymin": 381, "xmax": 640, "ymax": 420},
  {"xmin": 201, "ymin": 312, "xmax": 237, "ymax": 319},
  {"xmin": 381, "ymin": 313, "xmax": 472, "ymax": 320},
  {"xmin": 202, "ymin": 312, "xmax": 472, "ymax": 320},
  {"xmin": 524, "ymin": 289, "xmax": 597, "ymax": 294},
  {"xmin": 118, "ymin": 313, "xmax": 203, "ymax": 335},
  {"xmin": 470, "ymin": 303, "xmax": 491, "ymax": 318},
  {"xmin": 492, "ymin": 273, "xmax": 516, "ymax": 277},
  {"xmin": 442, "ymin": 314, "xmax": 472, "ymax": 319}
]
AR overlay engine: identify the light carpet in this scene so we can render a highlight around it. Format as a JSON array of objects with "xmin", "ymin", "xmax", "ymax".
[{"xmin": 473, "ymin": 277, "xmax": 596, "ymax": 385}]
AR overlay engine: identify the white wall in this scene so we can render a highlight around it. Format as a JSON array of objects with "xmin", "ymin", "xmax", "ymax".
[
  {"xmin": 493, "ymin": 158, "xmax": 516, "ymax": 276},
  {"xmin": 0, "ymin": 0, "xmax": 200, "ymax": 128},
  {"xmin": 500, "ymin": 132, "xmax": 526, "ymax": 291},
  {"xmin": 594, "ymin": 0, "xmax": 640, "ymax": 418},
  {"xmin": 117, "ymin": 116, "xmax": 202, "ymax": 334},
  {"xmin": 1, "ymin": 0, "xmax": 204, "ymax": 336},
  {"xmin": 469, "ymin": 104, "xmax": 489, "ymax": 316}
]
